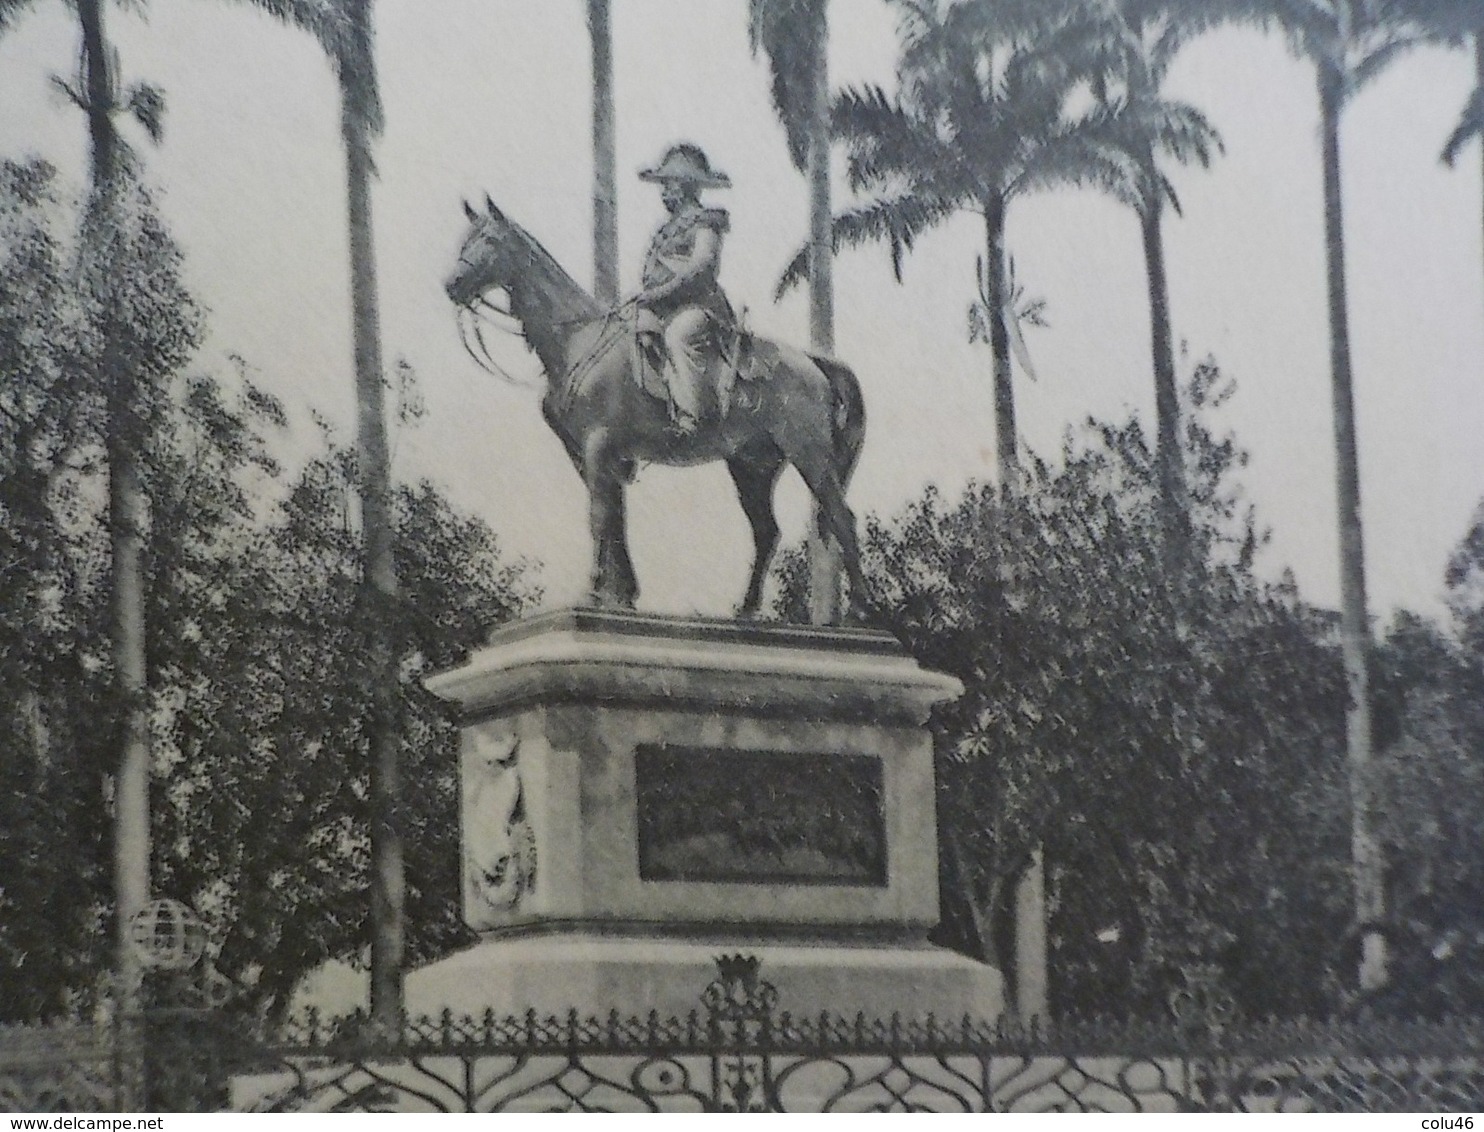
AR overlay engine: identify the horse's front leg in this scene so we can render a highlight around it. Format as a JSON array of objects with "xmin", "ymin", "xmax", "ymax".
[
  {"xmin": 727, "ymin": 443, "xmax": 786, "ymax": 618},
  {"xmin": 584, "ymin": 430, "xmax": 639, "ymax": 610}
]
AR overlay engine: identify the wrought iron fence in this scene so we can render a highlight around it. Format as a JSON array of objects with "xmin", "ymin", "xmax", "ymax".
[
  {"xmin": 0, "ymin": 1019, "xmax": 131, "ymax": 1113},
  {"xmin": 6, "ymin": 958, "xmax": 1484, "ymax": 1113}
]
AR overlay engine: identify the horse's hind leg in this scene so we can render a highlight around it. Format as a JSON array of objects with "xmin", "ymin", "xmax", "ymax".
[
  {"xmin": 788, "ymin": 448, "xmax": 867, "ymax": 619},
  {"xmin": 726, "ymin": 442, "xmax": 786, "ymax": 617}
]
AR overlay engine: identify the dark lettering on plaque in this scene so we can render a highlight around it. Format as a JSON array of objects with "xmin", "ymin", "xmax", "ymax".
[{"xmin": 635, "ymin": 746, "xmax": 887, "ymax": 885}]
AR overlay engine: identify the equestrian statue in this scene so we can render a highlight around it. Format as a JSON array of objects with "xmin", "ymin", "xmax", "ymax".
[{"xmin": 445, "ymin": 143, "xmax": 866, "ymax": 618}]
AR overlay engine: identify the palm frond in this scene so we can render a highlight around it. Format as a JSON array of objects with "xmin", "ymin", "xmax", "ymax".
[
  {"xmin": 229, "ymin": 0, "xmax": 348, "ymax": 58},
  {"xmin": 938, "ymin": 0, "xmax": 1075, "ymax": 49},
  {"xmin": 48, "ymin": 72, "xmax": 87, "ymax": 110},
  {"xmin": 1000, "ymin": 34, "xmax": 1085, "ymax": 118},
  {"xmin": 1147, "ymin": 11, "xmax": 1197, "ymax": 78},
  {"xmin": 1011, "ymin": 135, "xmax": 1142, "ymax": 207},
  {"xmin": 833, "ymin": 84, "xmax": 973, "ymax": 196},
  {"xmin": 1349, "ymin": 22, "xmax": 1439, "ymax": 91},
  {"xmin": 775, "ymin": 190, "xmax": 961, "ymax": 298},
  {"xmin": 125, "ymin": 82, "xmax": 166, "ymax": 145},
  {"xmin": 1237, "ymin": 0, "xmax": 1343, "ymax": 65},
  {"xmin": 1443, "ymin": 85, "xmax": 1484, "ymax": 164},
  {"xmin": 1384, "ymin": 0, "xmax": 1478, "ymax": 40},
  {"xmin": 223, "ymin": 0, "xmax": 381, "ymax": 135},
  {"xmin": 747, "ymin": 0, "xmax": 825, "ymax": 170},
  {"xmin": 887, "ymin": 0, "xmax": 941, "ymax": 50},
  {"xmin": 0, "ymin": 0, "xmax": 38, "ymax": 35},
  {"xmin": 1156, "ymin": 169, "xmax": 1184, "ymax": 214},
  {"xmin": 1136, "ymin": 100, "xmax": 1224, "ymax": 167}
]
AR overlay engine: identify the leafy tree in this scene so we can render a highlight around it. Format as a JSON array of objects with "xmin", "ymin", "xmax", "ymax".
[
  {"xmin": 0, "ymin": 157, "xmax": 536, "ymax": 1021},
  {"xmin": 1367, "ymin": 507, "xmax": 1484, "ymax": 1017},
  {"xmin": 776, "ymin": 362, "xmax": 1358, "ymax": 1018},
  {"xmin": 0, "ymin": 158, "xmax": 245, "ymax": 1020},
  {"xmin": 152, "ymin": 439, "xmax": 533, "ymax": 1018},
  {"xmin": 0, "ymin": 158, "xmax": 109, "ymax": 1023}
]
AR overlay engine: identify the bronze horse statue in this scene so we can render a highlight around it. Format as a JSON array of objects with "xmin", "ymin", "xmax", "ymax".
[{"xmin": 445, "ymin": 196, "xmax": 866, "ymax": 616}]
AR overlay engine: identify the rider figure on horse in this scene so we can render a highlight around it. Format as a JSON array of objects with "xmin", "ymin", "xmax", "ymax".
[{"xmin": 633, "ymin": 143, "xmax": 735, "ymax": 435}]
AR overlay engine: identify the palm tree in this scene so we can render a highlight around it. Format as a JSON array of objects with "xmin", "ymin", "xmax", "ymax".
[
  {"xmin": 13, "ymin": 0, "xmax": 175, "ymax": 1015},
  {"xmin": 781, "ymin": 0, "xmax": 1118, "ymax": 490},
  {"xmin": 2, "ymin": 0, "xmax": 197, "ymax": 1017},
  {"xmin": 749, "ymin": 0, "xmax": 842, "ymax": 622},
  {"xmin": 1222, "ymin": 0, "xmax": 1439, "ymax": 992},
  {"xmin": 750, "ymin": 0, "xmax": 834, "ymax": 353},
  {"xmin": 1078, "ymin": 0, "xmax": 1224, "ymax": 564},
  {"xmin": 587, "ymin": 0, "xmax": 618, "ymax": 304},
  {"xmin": 223, "ymin": 0, "xmax": 404, "ymax": 1026},
  {"xmin": 75, "ymin": 0, "xmax": 153, "ymax": 1024}
]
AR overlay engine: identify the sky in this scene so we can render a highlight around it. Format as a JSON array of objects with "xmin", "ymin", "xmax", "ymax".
[{"xmin": 1, "ymin": 1, "xmax": 1481, "ymax": 623}]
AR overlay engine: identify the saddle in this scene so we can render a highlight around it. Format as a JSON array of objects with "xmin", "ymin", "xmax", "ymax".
[
  {"xmin": 631, "ymin": 307, "xmax": 777, "ymax": 424},
  {"xmin": 557, "ymin": 305, "xmax": 781, "ymax": 424}
]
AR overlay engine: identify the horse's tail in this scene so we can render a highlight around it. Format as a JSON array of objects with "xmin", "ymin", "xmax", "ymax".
[{"xmin": 812, "ymin": 355, "xmax": 866, "ymax": 488}]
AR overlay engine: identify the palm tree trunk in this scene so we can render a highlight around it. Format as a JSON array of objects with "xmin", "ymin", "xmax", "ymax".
[
  {"xmin": 79, "ymin": 0, "xmax": 150, "ymax": 1018},
  {"xmin": 1140, "ymin": 196, "xmax": 1188, "ymax": 564},
  {"xmin": 1012, "ymin": 849, "xmax": 1048, "ymax": 1019},
  {"xmin": 341, "ymin": 0, "xmax": 403, "ymax": 1028},
  {"xmin": 805, "ymin": 0, "xmax": 842, "ymax": 624},
  {"xmin": 982, "ymin": 194, "xmax": 1043, "ymax": 1014},
  {"xmin": 1319, "ymin": 67, "xmax": 1385, "ymax": 992},
  {"xmin": 587, "ymin": 0, "xmax": 617, "ymax": 305},
  {"xmin": 805, "ymin": 4, "xmax": 833, "ymax": 356},
  {"xmin": 984, "ymin": 197, "xmax": 1017, "ymax": 489},
  {"xmin": 1476, "ymin": 33, "xmax": 1483, "ymax": 317}
]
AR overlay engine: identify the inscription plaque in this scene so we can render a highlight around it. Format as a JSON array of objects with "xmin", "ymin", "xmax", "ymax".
[{"xmin": 635, "ymin": 746, "xmax": 887, "ymax": 886}]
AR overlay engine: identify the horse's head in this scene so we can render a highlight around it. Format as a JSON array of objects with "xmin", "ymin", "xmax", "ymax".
[
  {"xmin": 446, "ymin": 195, "xmax": 521, "ymax": 309},
  {"xmin": 445, "ymin": 196, "xmax": 604, "ymax": 384}
]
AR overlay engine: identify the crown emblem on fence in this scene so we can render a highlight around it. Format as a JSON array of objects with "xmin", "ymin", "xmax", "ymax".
[{"xmin": 702, "ymin": 954, "xmax": 778, "ymax": 1024}]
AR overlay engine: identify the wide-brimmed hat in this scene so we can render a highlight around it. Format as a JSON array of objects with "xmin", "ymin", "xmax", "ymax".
[{"xmin": 639, "ymin": 143, "xmax": 731, "ymax": 188}]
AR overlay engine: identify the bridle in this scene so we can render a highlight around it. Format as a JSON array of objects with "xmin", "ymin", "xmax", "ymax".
[
  {"xmin": 456, "ymin": 294, "xmax": 548, "ymax": 390},
  {"xmin": 451, "ymin": 220, "xmax": 627, "ymax": 400}
]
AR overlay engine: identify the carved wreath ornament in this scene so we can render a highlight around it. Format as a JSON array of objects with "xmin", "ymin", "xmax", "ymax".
[{"xmin": 466, "ymin": 727, "xmax": 538, "ymax": 914}]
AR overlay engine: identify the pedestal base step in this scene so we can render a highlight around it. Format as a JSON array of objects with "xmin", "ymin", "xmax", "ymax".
[{"xmin": 405, "ymin": 932, "xmax": 1003, "ymax": 1022}]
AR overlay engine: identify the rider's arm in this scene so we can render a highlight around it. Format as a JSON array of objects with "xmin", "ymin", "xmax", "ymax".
[{"xmin": 637, "ymin": 226, "xmax": 721, "ymax": 306}]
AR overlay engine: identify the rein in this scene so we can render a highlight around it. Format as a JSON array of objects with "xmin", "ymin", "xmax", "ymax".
[
  {"xmin": 453, "ymin": 214, "xmax": 618, "ymax": 400},
  {"xmin": 556, "ymin": 302, "xmax": 635, "ymax": 416},
  {"xmin": 457, "ymin": 288, "xmax": 632, "ymax": 408},
  {"xmin": 457, "ymin": 302, "xmax": 546, "ymax": 390}
]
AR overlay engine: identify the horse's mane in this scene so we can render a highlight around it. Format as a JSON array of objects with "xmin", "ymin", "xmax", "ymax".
[{"xmin": 500, "ymin": 212, "xmax": 604, "ymax": 325}]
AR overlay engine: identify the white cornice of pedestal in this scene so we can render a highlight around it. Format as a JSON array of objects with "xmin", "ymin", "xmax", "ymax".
[{"xmin": 426, "ymin": 609, "xmax": 964, "ymax": 725}]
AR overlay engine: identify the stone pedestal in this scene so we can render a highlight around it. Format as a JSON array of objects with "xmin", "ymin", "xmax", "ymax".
[{"xmin": 406, "ymin": 608, "xmax": 1001, "ymax": 1021}]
